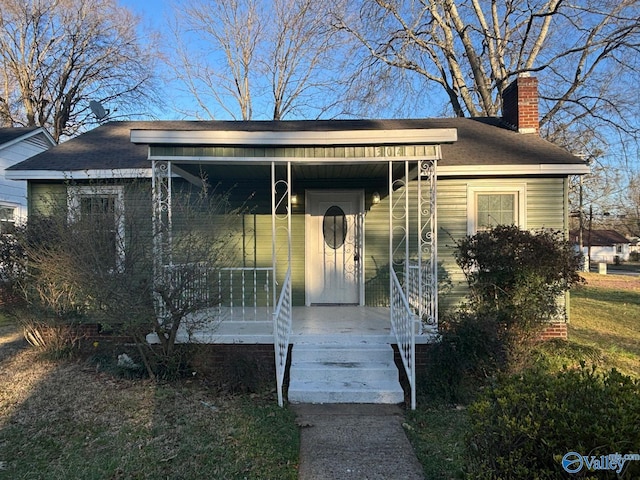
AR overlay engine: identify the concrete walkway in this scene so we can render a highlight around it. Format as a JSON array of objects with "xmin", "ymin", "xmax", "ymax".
[{"xmin": 293, "ymin": 404, "xmax": 425, "ymax": 480}]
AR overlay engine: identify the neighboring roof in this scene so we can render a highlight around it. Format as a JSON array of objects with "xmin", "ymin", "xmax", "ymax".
[
  {"xmin": 0, "ymin": 127, "xmax": 38, "ymax": 145},
  {"xmin": 0, "ymin": 127, "xmax": 54, "ymax": 150},
  {"xmin": 7, "ymin": 118, "xmax": 588, "ymax": 178},
  {"xmin": 570, "ymin": 229, "xmax": 630, "ymax": 246}
]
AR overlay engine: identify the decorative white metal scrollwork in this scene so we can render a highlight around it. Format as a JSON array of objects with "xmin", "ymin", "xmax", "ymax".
[
  {"xmin": 417, "ymin": 159, "xmax": 438, "ymax": 328},
  {"xmin": 152, "ymin": 160, "xmax": 172, "ymax": 321},
  {"xmin": 271, "ymin": 162, "xmax": 292, "ymax": 408}
]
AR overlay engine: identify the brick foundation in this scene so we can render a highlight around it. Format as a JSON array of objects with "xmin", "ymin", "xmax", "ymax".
[
  {"xmin": 190, "ymin": 344, "xmax": 278, "ymax": 378},
  {"xmin": 539, "ymin": 322, "xmax": 568, "ymax": 340}
]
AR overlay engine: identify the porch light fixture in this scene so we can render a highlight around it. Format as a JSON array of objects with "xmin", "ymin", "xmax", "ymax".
[
  {"xmin": 291, "ymin": 193, "xmax": 298, "ymax": 205},
  {"xmin": 372, "ymin": 192, "xmax": 381, "ymax": 204}
]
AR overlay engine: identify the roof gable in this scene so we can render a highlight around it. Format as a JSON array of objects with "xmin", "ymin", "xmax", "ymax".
[
  {"xmin": 0, "ymin": 127, "xmax": 54, "ymax": 150},
  {"xmin": 570, "ymin": 229, "xmax": 630, "ymax": 246}
]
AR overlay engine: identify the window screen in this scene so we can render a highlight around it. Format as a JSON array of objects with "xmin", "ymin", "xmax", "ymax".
[{"xmin": 476, "ymin": 193, "xmax": 515, "ymax": 230}]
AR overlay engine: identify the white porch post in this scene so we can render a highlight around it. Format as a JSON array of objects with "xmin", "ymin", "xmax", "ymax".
[
  {"xmin": 389, "ymin": 161, "xmax": 410, "ymax": 281},
  {"xmin": 418, "ymin": 159, "xmax": 438, "ymax": 328},
  {"xmin": 152, "ymin": 159, "xmax": 172, "ymax": 263},
  {"xmin": 271, "ymin": 162, "xmax": 292, "ymax": 300},
  {"xmin": 272, "ymin": 161, "xmax": 292, "ymax": 407},
  {"xmin": 152, "ymin": 160, "xmax": 172, "ymax": 318},
  {"xmin": 389, "ymin": 160, "xmax": 417, "ymax": 409}
]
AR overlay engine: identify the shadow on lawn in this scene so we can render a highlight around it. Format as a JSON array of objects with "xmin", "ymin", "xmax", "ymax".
[{"xmin": 0, "ymin": 339, "xmax": 299, "ymax": 480}]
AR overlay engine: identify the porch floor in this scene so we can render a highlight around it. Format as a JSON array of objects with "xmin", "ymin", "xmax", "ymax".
[{"xmin": 150, "ymin": 306, "xmax": 438, "ymax": 345}]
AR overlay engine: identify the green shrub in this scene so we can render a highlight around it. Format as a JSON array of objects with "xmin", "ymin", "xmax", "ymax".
[
  {"xmin": 453, "ymin": 225, "xmax": 583, "ymax": 331},
  {"xmin": 420, "ymin": 310, "xmax": 508, "ymax": 404},
  {"xmin": 421, "ymin": 226, "xmax": 584, "ymax": 403},
  {"xmin": 466, "ymin": 365, "xmax": 640, "ymax": 479}
]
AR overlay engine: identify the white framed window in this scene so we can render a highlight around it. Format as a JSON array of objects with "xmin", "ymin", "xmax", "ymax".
[
  {"xmin": 0, "ymin": 204, "xmax": 18, "ymax": 234},
  {"xmin": 68, "ymin": 185, "xmax": 125, "ymax": 271},
  {"xmin": 467, "ymin": 184, "xmax": 526, "ymax": 234}
]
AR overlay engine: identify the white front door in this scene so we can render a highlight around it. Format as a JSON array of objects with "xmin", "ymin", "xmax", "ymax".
[{"xmin": 305, "ymin": 190, "xmax": 363, "ymax": 305}]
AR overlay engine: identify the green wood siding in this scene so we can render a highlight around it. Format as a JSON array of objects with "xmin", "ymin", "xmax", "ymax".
[
  {"xmin": 29, "ymin": 182, "xmax": 67, "ymax": 215},
  {"xmin": 26, "ymin": 175, "xmax": 569, "ymax": 312},
  {"xmin": 436, "ymin": 177, "xmax": 568, "ymax": 311}
]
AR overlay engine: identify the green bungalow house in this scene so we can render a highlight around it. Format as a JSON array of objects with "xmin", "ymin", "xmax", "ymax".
[{"xmin": 6, "ymin": 76, "xmax": 589, "ymax": 408}]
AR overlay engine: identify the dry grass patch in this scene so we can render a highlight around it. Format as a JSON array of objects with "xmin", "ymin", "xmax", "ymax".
[
  {"xmin": 579, "ymin": 271, "xmax": 640, "ymax": 291},
  {"xmin": 0, "ymin": 327, "xmax": 299, "ymax": 479}
]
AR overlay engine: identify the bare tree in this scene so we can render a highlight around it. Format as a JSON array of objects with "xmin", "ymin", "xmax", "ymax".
[
  {"xmin": 15, "ymin": 180, "xmax": 245, "ymax": 378},
  {"xmin": 0, "ymin": 0, "xmax": 160, "ymax": 141},
  {"xmin": 335, "ymin": 0, "xmax": 640, "ymax": 146},
  {"xmin": 169, "ymin": 0, "xmax": 262, "ymax": 120},
  {"xmin": 168, "ymin": 0, "xmax": 351, "ymax": 120}
]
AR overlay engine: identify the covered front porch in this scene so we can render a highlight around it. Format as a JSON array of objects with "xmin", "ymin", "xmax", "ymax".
[{"xmin": 132, "ymin": 124, "xmax": 457, "ymax": 408}]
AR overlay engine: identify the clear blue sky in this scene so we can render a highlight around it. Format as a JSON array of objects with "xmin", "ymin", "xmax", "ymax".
[{"xmin": 119, "ymin": 0, "xmax": 168, "ymax": 28}]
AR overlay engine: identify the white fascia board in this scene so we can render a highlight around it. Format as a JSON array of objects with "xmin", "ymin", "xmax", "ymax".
[
  {"xmin": 438, "ymin": 164, "xmax": 590, "ymax": 176},
  {"xmin": 148, "ymin": 154, "xmax": 441, "ymax": 164},
  {"xmin": 131, "ymin": 128, "xmax": 458, "ymax": 146},
  {"xmin": 5, "ymin": 168, "xmax": 152, "ymax": 180}
]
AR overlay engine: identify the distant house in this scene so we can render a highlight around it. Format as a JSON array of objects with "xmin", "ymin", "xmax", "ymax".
[
  {"xmin": 570, "ymin": 229, "xmax": 631, "ymax": 263},
  {"xmin": 0, "ymin": 127, "xmax": 56, "ymax": 231},
  {"xmin": 7, "ymin": 76, "xmax": 589, "ymax": 408}
]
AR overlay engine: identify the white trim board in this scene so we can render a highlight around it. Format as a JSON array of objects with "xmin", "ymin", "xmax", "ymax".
[
  {"xmin": 7, "ymin": 163, "xmax": 589, "ymax": 181},
  {"xmin": 131, "ymin": 128, "xmax": 458, "ymax": 146},
  {"xmin": 6, "ymin": 168, "xmax": 152, "ymax": 180},
  {"xmin": 439, "ymin": 164, "xmax": 590, "ymax": 176}
]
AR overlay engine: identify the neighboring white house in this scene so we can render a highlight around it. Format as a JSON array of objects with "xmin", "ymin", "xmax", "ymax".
[
  {"xmin": 571, "ymin": 229, "xmax": 631, "ymax": 263},
  {"xmin": 0, "ymin": 127, "xmax": 56, "ymax": 231}
]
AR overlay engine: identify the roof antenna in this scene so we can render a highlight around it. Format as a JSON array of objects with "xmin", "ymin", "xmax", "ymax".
[{"xmin": 89, "ymin": 100, "xmax": 110, "ymax": 122}]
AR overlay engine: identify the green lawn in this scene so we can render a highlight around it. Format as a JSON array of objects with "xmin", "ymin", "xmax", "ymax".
[
  {"xmin": 406, "ymin": 273, "xmax": 640, "ymax": 479},
  {"xmin": 569, "ymin": 276, "xmax": 640, "ymax": 377}
]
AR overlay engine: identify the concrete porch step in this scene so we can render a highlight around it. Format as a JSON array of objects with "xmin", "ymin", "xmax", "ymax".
[
  {"xmin": 288, "ymin": 343, "xmax": 404, "ymax": 405},
  {"xmin": 292, "ymin": 343, "xmax": 395, "ymax": 363}
]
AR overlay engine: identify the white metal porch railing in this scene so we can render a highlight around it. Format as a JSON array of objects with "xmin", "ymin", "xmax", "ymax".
[
  {"xmin": 390, "ymin": 268, "xmax": 417, "ymax": 410},
  {"xmin": 157, "ymin": 262, "xmax": 211, "ymax": 320},
  {"xmin": 273, "ymin": 267, "xmax": 292, "ymax": 407},
  {"xmin": 218, "ymin": 267, "xmax": 273, "ymax": 321},
  {"xmin": 407, "ymin": 261, "xmax": 437, "ymax": 332},
  {"xmin": 158, "ymin": 264, "xmax": 274, "ymax": 322}
]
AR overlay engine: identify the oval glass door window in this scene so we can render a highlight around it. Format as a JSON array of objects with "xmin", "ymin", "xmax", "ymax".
[{"xmin": 323, "ymin": 206, "xmax": 347, "ymax": 249}]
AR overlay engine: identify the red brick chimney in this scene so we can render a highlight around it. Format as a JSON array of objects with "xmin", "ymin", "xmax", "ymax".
[{"xmin": 502, "ymin": 74, "xmax": 539, "ymax": 134}]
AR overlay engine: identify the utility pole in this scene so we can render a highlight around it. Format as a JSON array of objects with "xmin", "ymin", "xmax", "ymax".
[
  {"xmin": 579, "ymin": 176, "xmax": 586, "ymax": 270},
  {"xmin": 587, "ymin": 204, "xmax": 593, "ymax": 270}
]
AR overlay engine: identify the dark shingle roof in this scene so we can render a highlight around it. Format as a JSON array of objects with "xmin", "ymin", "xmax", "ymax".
[
  {"xmin": 7, "ymin": 118, "xmax": 585, "ymax": 173},
  {"xmin": 570, "ymin": 229, "xmax": 630, "ymax": 246},
  {"xmin": 0, "ymin": 127, "xmax": 42, "ymax": 146}
]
